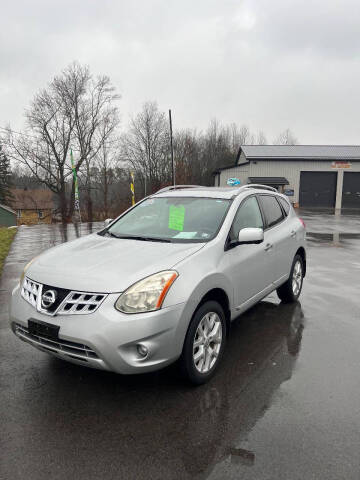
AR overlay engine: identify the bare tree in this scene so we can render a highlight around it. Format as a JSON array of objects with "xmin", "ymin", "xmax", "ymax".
[
  {"xmin": 4, "ymin": 76, "xmax": 295, "ymax": 212},
  {"xmin": 173, "ymin": 122, "xmax": 269, "ymax": 187},
  {"xmin": 173, "ymin": 129, "xmax": 202, "ymax": 185},
  {"xmin": 198, "ymin": 119, "xmax": 235, "ymax": 185},
  {"xmin": 91, "ymin": 139, "xmax": 120, "ymax": 218},
  {"xmin": 2, "ymin": 62, "xmax": 120, "ymax": 221},
  {"xmin": 238, "ymin": 125, "xmax": 255, "ymax": 145},
  {"xmin": 224, "ymin": 123, "xmax": 258, "ymax": 152},
  {"xmin": 121, "ymin": 102, "xmax": 170, "ymax": 195},
  {"xmin": 256, "ymin": 130, "xmax": 268, "ymax": 145},
  {"xmin": 274, "ymin": 128, "xmax": 299, "ymax": 145}
]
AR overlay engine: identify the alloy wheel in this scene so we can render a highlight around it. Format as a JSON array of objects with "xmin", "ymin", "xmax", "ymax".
[
  {"xmin": 193, "ymin": 312, "xmax": 223, "ymax": 373},
  {"xmin": 292, "ymin": 260, "xmax": 302, "ymax": 296}
]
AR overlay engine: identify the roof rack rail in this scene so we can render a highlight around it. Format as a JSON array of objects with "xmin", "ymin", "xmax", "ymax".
[
  {"xmin": 243, "ymin": 184, "xmax": 278, "ymax": 192},
  {"xmin": 155, "ymin": 185, "xmax": 202, "ymax": 194}
]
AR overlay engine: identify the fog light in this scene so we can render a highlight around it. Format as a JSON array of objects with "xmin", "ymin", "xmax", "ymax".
[{"xmin": 137, "ymin": 344, "xmax": 148, "ymax": 357}]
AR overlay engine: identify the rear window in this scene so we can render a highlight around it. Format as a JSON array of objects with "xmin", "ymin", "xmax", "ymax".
[
  {"xmin": 277, "ymin": 196, "xmax": 291, "ymax": 215},
  {"xmin": 259, "ymin": 195, "xmax": 284, "ymax": 228}
]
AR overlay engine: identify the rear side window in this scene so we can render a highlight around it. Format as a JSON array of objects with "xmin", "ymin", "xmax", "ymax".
[
  {"xmin": 259, "ymin": 195, "xmax": 284, "ymax": 228},
  {"xmin": 230, "ymin": 196, "xmax": 263, "ymax": 241},
  {"xmin": 278, "ymin": 196, "xmax": 291, "ymax": 215}
]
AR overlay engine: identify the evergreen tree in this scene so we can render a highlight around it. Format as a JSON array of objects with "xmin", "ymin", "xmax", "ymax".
[{"xmin": 0, "ymin": 145, "xmax": 13, "ymax": 205}]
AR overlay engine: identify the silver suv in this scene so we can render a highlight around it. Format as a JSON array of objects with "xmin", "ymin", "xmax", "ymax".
[{"xmin": 10, "ymin": 184, "xmax": 306, "ymax": 384}]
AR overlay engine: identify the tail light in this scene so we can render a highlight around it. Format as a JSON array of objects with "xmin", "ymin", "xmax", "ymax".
[{"xmin": 299, "ymin": 218, "xmax": 306, "ymax": 228}]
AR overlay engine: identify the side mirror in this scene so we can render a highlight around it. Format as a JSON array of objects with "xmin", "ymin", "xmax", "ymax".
[
  {"xmin": 104, "ymin": 218, "xmax": 114, "ymax": 228},
  {"xmin": 237, "ymin": 227, "xmax": 264, "ymax": 245}
]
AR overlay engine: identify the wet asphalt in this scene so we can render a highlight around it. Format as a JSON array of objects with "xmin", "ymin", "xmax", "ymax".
[{"xmin": 0, "ymin": 213, "xmax": 360, "ymax": 480}]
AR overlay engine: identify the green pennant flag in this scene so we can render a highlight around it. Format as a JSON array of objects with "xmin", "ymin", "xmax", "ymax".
[{"xmin": 70, "ymin": 149, "xmax": 80, "ymax": 210}]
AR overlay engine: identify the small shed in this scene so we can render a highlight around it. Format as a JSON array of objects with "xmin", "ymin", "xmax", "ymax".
[
  {"xmin": 0, "ymin": 203, "xmax": 17, "ymax": 227},
  {"xmin": 10, "ymin": 188, "xmax": 54, "ymax": 225}
]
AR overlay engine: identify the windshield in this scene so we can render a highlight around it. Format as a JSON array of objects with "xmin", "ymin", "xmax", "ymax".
[{"xmin": 105, "ymin": 196, "xmax": 231, "ymax": 243}]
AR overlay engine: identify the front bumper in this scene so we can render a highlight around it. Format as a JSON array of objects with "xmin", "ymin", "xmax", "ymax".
[{"xmin": 10, "ymin": 285, "xmax": 187, "ymax": 374}]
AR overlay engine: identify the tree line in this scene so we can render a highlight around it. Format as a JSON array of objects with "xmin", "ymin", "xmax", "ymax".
[{"xmin": 0, "ymin": 62, "xmax": 298, "ymax": 222}]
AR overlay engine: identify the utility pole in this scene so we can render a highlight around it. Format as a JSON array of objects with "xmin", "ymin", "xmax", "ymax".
[{"xmin": 169, "ymin": 109, "xmax": 175, "ymax": 186}]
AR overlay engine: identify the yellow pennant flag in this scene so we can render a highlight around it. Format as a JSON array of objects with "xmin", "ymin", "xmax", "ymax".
[{"xmin": 130, "ymin": 172, "xmax": 135, "ymax": 205}]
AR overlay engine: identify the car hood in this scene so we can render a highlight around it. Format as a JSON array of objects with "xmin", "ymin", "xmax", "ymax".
[{"xmin": 26, "ymin": 233, "xmax": 205, "ymax": 293}]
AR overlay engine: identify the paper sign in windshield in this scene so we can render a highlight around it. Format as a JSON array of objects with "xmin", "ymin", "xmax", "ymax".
[{"xmin": 168, "ymin": 205, "xmax": 185, "ymax": 231}]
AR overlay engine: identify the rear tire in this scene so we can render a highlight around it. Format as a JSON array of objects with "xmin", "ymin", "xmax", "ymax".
[
  {"xmin": 277, "ymin": 254, "xmax": 304, "ymax": 303},
  {"xmin": 180, "ymin": 301, "xmax": 226, "ymax": 385}
]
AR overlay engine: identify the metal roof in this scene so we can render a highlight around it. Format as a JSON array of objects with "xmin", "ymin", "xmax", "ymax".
[
  {"xmin": 0, "ymin": 203, "xmax": 16, "ymax": 215},
  {"xmin": 248, "ymin": 177, "xmax": 289, "ymax": 185},
  {"xmin": 241, "ymin": 145, "xmax": 360, "ymax": 160}
]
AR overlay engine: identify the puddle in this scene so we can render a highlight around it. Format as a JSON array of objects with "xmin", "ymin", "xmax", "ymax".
[{"xmin": 306, "ymin": 232, "xmax": 360, "ymax": 246}]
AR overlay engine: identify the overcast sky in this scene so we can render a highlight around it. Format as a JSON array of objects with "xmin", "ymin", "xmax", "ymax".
[{"xmin": 1, "ymin": 0, "xmax": 360, "ymax": 143}]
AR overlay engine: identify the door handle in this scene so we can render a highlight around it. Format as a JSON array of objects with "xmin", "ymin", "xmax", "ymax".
[
  {"xmin": 264, "ymin": 243, "xmax": 273, "ymax": 252},
  {"xmin": 290, "ymin": 230, "xmax": 296, "ymax": 238}
]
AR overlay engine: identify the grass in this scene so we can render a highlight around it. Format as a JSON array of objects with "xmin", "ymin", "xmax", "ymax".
[{"xmin": 0, "ymin": 227, "xmax": 17, "ymax": 276}]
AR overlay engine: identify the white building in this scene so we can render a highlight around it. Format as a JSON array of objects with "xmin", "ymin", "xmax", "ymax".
[{"xmin": 214, "ymin": 145, "xmax": 360, "ymax": 210}]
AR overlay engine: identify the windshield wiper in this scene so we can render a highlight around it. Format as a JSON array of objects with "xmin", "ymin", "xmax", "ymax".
[{"xmin": 113, "ymin": 235, "xmax": 172, "ymax": 243}]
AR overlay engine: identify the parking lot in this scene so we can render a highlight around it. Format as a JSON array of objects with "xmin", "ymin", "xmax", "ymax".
[{"xmin": 1, "ymin": 212, "xmax": 360, "ymax": 480}]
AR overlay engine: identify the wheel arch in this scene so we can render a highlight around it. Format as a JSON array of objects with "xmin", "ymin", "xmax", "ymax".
[{"xmin": 196, "ymin": 288, "xmax": 231, "ymax": 336}]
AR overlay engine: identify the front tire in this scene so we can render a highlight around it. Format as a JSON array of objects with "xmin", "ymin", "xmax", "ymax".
[
  {"xmin": 181, "ymin": 301, "xmax": 226, "ymax": 385},
  {"xmin": 277, "ymin": 254, "xmax": 304, "ymax": 303}
]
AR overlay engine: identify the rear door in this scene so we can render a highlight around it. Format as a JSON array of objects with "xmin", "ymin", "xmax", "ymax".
[
  {"xmin": 257, "ymin": 194, "xmax": 289, "ymax": 284},
  {"xmin": 276, "ymin": 195, "xmax": 300, "ymax": 279}
]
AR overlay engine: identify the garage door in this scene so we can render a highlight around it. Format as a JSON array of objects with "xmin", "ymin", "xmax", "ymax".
[
  {"xmin": 299, "ymin": 171, "xmax": 337, "ymax": 208},
  {"xmin": 342, "ymin": 172, "xmax": 360, "ymax": 209}
]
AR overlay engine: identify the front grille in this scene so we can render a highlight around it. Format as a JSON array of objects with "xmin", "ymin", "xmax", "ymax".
[
  {"xmin": 15, "ymin": 323, "xmax": 99, "ymax": 360},
  {"xmin": 21, "ymin": 277, "xmax": 41, "ymax": 308},
  {"xmin": 57, "ymin": 292, "xmax": 107, "ymax": 315},
  {"xmin": 21, "ymin": 276, "xmax": 107, "ymax": 316}
]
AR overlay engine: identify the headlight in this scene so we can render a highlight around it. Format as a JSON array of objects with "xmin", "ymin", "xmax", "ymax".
[
  {"xmin": 115, "ymin": 270, "xmax": 178, "ymax": 314},
  {"xmin": 19, "ymin": 257, "xmax": 37, "ymax": 287}
]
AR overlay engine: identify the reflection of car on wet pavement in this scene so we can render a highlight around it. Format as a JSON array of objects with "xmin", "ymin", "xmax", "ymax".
[
  {"xmin": 10, "ymin": 184, "xmax": 306, "ymax": 383},
  {"xmin": 53, "ymin": 300, "xmax": 303, "ymax": 479},
  {"xmin": 175, "ymin": 301, "xmax": 305, "ymax": 477}
]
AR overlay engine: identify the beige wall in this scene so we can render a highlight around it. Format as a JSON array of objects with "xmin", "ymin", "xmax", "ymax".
[
  {"xmin": 218, "ymin": 165, "xmax": 250, "ymax": 187},
  {"xmin": 248, "ymin": 160, "xmax": 360, "ymax": 206},
  {"xmin": 218, "ymin": 160, "xmax": 360, "ymax": 208},
  {"xmin": 17, "ymin": 209, "xmax": 52, "ymax": 225}
]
